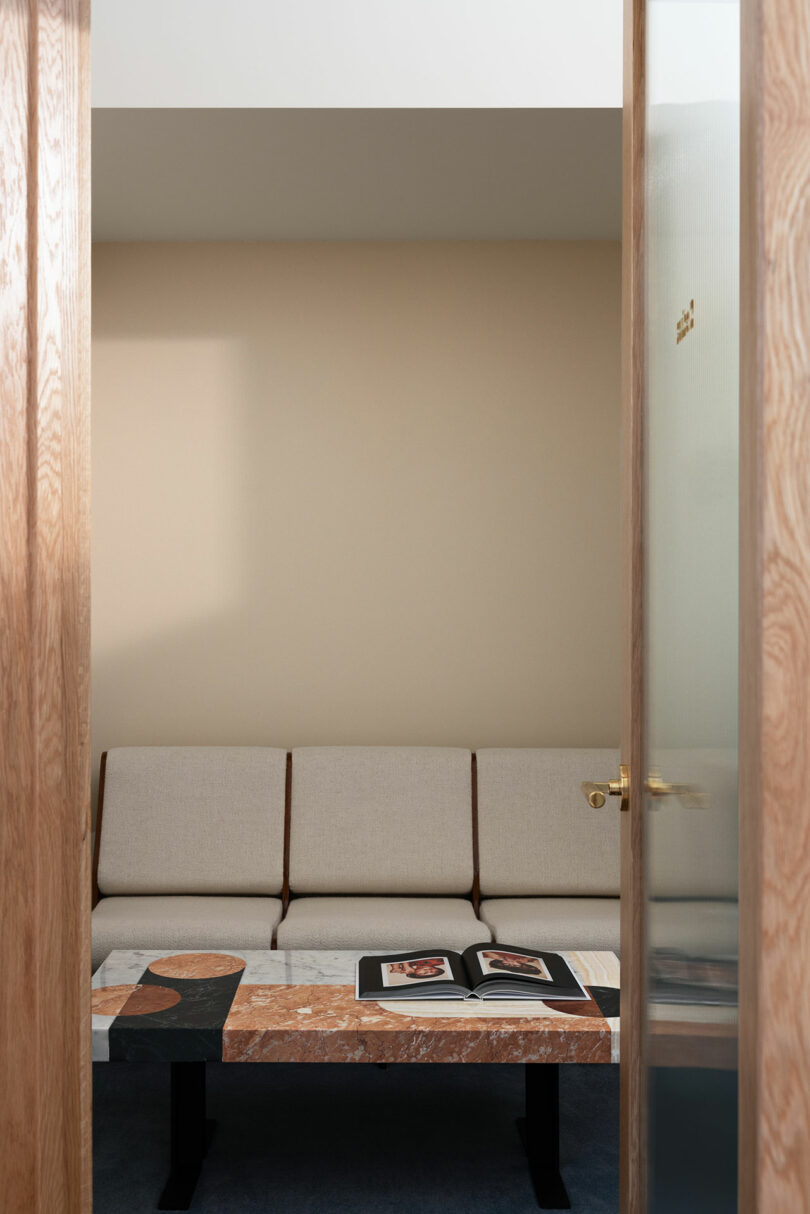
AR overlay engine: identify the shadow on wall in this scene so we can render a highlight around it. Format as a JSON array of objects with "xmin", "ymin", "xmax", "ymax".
[{"xmin": 91, "ymin": 243, "xmax": 622, "ymax": 809}]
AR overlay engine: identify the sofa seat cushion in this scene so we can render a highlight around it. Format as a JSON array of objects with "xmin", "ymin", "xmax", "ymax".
[
  {"xmin": 276, "ymin": 897, "xmax": 490, "ymax": 951},
  {"xmin": 91, "ymin": 896, "xmax": 282, "ymax": 972},
  {"xmin": 649, "ymin": 899, "xmax": 737, "ymax": 957},
  {"xmin": 480, "ymin": 897, "xmax": 620, "ymax": 953}
]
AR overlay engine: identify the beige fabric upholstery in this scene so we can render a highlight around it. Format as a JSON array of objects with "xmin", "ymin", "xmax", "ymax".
[
  {"xmin": 480, "ymin": 897, "xmax": 620, "ymax": 953},
  {"xmin": 91, "ymin": 895, "xmax": 282, "ymax": 972},
  {"xmin": 649, "ymin": 899, "xmax": 737, "ymax": 957},
  {"xmin": 97, "ymin": 747, "xmax": 287, "ymax": 896},
  {"xmin": 477, "ymin": 748, "xmax": 621, "ymax": 896},
  {"xmin": 277, "ymin": 897, "xmax": 490, "ymax": 950},
  {"xmin": 289, "ymin": 747, "xmax": 474, "ymax": 895},
  {"xmin": 648, "ymin": 748, "xmax": 738, "ymax": 899}
]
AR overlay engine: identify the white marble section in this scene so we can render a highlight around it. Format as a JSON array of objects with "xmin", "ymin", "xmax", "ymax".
[
  {"xmin": 92, "ymin": 948, "xmax": 393, "ymax": 990},
  {"xmin": 239, "ymin": 950, "xmax": 386, "ymax": 985},
  {"xmin": 92, "ymin": 1014, "xmax": 114, "ymax": 1062}
]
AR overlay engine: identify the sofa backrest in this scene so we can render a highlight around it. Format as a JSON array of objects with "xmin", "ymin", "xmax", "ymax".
[
  {"xmin": 477, "ymin": 747, "xmax": 621, "ymax": 897},
  {"xmin": 288, "ymin": 746, "xmax": 474, "ymax": 895},
  {"xmin": 97, "ymin": 746, "xmax": 288, "ymax": 896},
  {"xmin": 647, "ymin": 747, "xmax": 738, "ymax": 900}
]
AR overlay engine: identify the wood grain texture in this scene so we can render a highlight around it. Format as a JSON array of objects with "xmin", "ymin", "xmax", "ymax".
[
  {"xmin": 0, "ymin": 1, "xmax": 92, "ymax": 1211},
  {"xmin": 619, "ymin": 1, "xmax": 648, "ymax": 1211},
  {"xmin": 739, "ymin": 1, "xmax": 810, "ymax": 1210}
]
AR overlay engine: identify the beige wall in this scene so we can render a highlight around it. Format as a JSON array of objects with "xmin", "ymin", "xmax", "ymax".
[{"xmin": 91, "ymin": 241, "xmax": 621, "ymax": 793}]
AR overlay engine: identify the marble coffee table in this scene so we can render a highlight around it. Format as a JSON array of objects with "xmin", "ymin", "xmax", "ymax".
[{"xmin": 92, "ymin": 948, "xmax": 620, "ymax": 1211}]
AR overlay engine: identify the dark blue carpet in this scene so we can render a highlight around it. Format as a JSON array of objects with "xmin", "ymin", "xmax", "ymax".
[{"xmin": 93, "ymin": 1062, "xmax": 619, "ymax": 1213}]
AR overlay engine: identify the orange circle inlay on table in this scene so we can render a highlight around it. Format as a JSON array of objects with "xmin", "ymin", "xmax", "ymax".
[
  {"xmin": 148, "ymin": 952, "xmax": 247, "ymax": 979},
  {"xmin": 92, "ymin": 984, "xmax": 182, "ymax": 1016}
]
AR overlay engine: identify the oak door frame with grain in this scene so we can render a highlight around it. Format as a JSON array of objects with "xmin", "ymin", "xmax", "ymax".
[
  {"xmin": 0, "ymin": 2, "xmax": 92, "ymax": 1212},
  {"xmin": 739, "ymin": 1, "xmax": 810, "ymax": 1210},
  {"xmin": 619, "ymin": 1, "xmax": 647, "ymax": 1212}
]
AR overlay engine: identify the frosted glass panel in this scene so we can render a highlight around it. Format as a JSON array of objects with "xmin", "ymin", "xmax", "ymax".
[{"xmin": 644, "ymin": 2, "xmax": 739, "ymax": 1209}]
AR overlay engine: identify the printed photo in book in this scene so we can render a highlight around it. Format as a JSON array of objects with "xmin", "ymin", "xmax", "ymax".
[{"xmin": 356, "ymin": 944, "xmax": 587, "ymax": 1001}]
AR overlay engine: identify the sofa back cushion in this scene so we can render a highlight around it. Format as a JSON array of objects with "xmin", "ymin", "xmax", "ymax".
[
  {"xmin": 97, "ymin": 747, "xmax": 287, "ymax": 896},
  {"xmin": 477, "ymin": 748, "xmax": 621, "ymax": 897},
  {"xmin": 289, "ymin": 747, "xmax": 473, "ymax": 895},
  {"xmin": 647, "ymin": 747, "xmax": 738, "ymax": 899}
]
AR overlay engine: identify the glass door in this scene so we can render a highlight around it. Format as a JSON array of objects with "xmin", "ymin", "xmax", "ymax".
[{"xmin": 644, "ymin": 1, "xmax": 739, "ymax": 1209}]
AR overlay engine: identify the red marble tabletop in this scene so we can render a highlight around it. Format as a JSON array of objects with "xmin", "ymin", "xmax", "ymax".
[{"xmin": 92, "ymin": 949, "xmax": 620, "ymax": 1065}]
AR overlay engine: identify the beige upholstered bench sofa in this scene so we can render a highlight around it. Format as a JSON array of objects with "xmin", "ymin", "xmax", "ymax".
[{"xmin": 91, "ymin": 745, "xmax": 621, "ymax": 971}]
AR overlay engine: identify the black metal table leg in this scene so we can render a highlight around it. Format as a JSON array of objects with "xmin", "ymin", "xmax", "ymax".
[
  {"xmin": 158, "ymin": 1061, "xmax": 215, "ymax": 1210},
  {"xmin": 517, "ymin": 1063, "xmax": 571, "ymax": 1210}
]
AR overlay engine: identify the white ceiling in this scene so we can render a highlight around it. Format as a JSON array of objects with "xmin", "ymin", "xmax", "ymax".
[
  {"xmin": 92, "ymin": 108, "xmax": 621, "ymax": 242},
  {"xmin": 92, "ymin": 1, "xmax": 622, "ymax": 109}
]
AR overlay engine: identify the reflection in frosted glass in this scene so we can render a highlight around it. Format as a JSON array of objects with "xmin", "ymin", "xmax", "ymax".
[{"xmin": 645, "ymin": 2, "xmax": 739, "ymax": 1209}]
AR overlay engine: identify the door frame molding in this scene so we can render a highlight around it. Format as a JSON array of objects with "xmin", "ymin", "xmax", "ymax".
[
  {"xmin": 619, "ymin": 1, "xmax": 647, "ymax": 1211},
  {"xmin": 0, "ymin": 2, "xmax": 92, "ymax": 1211},
  {"xmin": 739, "ymin": 0, "xmax": 810, "ymax": 1209}
]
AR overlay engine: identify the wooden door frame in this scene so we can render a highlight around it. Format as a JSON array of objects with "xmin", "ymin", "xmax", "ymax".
[
  {"xmin": 0, "ymin": 2, "xmax": 92, "ymax": 1212},
  {"xmin": 739, "ymin": 0, "xmax": 810, "ymax": 1210},
  {"xmin": 619, "ymin": 0, "xmax": 647, "ymax": 1211}
]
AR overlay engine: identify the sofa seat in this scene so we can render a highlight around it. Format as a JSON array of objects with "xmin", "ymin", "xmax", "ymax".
[
  {"xmin": 479, "ymin": 897, "xmax": 620, "ymax": 953},
  {"xmin": 649, "ymin": 899, "xmax": 737, "ymax": 957},
  {"xmin": 276, "ymin": 897, "xmax": 490, "ymax": 951},
  {"xmin": 92, "ymin": 895, "xmax": 282, "ymax": 972}
]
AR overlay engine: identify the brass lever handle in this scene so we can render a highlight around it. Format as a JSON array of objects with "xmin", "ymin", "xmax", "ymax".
[
  {"xmin": 581, "ymin": 767, "xmax": 709, "ymax": 812},
  {"xmin": 581, "ymin": 765, "xmax": 630, "ymax": 811},
  {"xmin": 581, "ymin": 780, "xmax": 621, "ymax": 809}
]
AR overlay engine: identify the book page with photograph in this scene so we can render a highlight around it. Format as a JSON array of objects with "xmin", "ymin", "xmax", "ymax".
[
  {"xmin": 357, "ymin": 949, "xmax": 472, "ymax": 1000},
  {"xmin": 476, "ymin": 949, "xmax": 553, "ymax": 982},
  {"xmin": 461, "ymin": 944, "xmax": 588, "ymax": 1000},
  {"xmin": 381, "ymin": 955, "xmax": 454, "ymax": 988}
]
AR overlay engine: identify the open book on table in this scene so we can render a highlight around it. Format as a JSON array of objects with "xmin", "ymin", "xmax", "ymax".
[{"xmin": 356, "ymin": 944, "xmax": 588, "ymax": 1002}]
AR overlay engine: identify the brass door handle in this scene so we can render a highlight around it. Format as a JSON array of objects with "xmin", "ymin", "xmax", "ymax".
[
  {"xmin": 580, "ymin": 766, "xmax": 708, "ymax": 813},
  {"xmin": 581, "ymin": 765, "xmax": 630, "ymax": 811}
]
